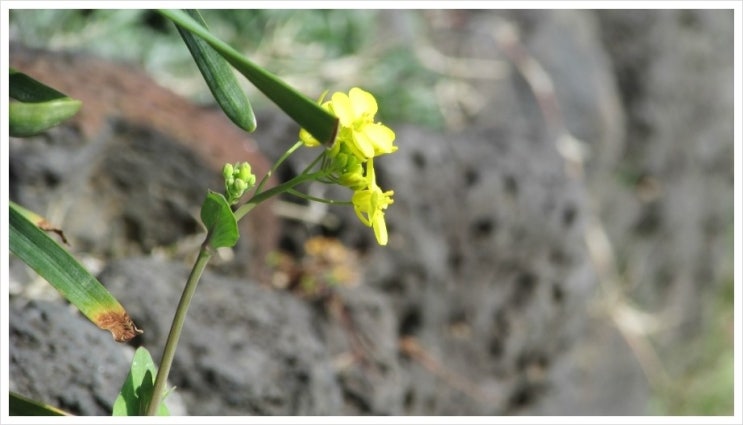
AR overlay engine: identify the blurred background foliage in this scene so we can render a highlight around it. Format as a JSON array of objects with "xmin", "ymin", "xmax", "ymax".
[
  {"xmin": 649, "ymin": 275, "xmax": 734, "ymax": 415},
  {"xmin": 8, "ymin": 9, "xmax": 734, "ymax": 416},
  {"xmin": 9, "ymin": 9, "xmax": 444, "ymax": 129}
]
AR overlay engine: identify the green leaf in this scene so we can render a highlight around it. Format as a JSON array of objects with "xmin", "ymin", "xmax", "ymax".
[
  {"xmin": 200, "ymin": 190, "xmax": 239, "ymax": 249},
  {"xmin": 9, "ymin": 392, "xmax": 71, "ymax": 416},
  {"xmin": 9, "ymin": 203, "xmax": 142, "ymax": 342},
  {"xmin": 159, "ymin": 9, "xmax": 339, "ymax": 145},
  {"xmin": 177, "ymin": 10, "xmax": 256, "ymax": 132},
  {"xmin": 9, "ymin": 69, "xmax": 82, "ymax": 137},
  {"xmin": 113, "ymin": 347, "xmax": 170, "ymax": 416},
  {"xmin": 9, "ymin": 99, "xmax": 82, "ymax": 138},
  {"xmin": 9, "ymin": 68, "xmax": 68, "ymax": 102},
  {"xmin": 10, "ymin": 200, "xmax": 69, "ymax": 244}
]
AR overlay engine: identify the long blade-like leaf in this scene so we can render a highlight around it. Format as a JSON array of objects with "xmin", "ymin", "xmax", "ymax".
[
  {"xmin": 9, "ymin": 203, "xmax": 142, "ymax": 342},
  {"xmin": 9, "ymin": 69, "xmax": 82, "ymax": 137},
  {"xmin": 177, "ymin": 10, "xmax": 256, "ymax": 132},
  {"xmin": 10, "ymin": 201, "xmax": 68, "ymax": 244},
  {"xmin": 159, "ymin": 9, "xmax": 338, "ymax": 145},
  {"xmin": 9, "ymin": 392, "xmax": 70, "ymax": 416},
  {"xmin": 9, "ymin": 68, "xmax": 68, "ymax": 102}
]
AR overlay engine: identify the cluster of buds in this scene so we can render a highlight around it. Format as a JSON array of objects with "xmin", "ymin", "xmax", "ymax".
[{"xmin": 222, "ymin": 162, "xmax": 256, "ymax": 205}]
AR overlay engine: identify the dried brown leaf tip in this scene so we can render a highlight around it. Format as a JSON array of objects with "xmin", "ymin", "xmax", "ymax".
[
  {"xmin": 37, "ymin": 219, "xmax": 69, "ymax": 245},
  {"xmin": 96, "ymin": 311, "xmax": 143, "ymax": 342}
]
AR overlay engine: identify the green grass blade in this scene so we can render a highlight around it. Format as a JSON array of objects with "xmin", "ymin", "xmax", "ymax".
[
  {"xmin": 113, "ymin": 347, "xmax": 170, "ymax": 416},
  {"xmin": 177, "ymin": 10, "xmax": 256, "ymax": 132},
  {"xmin": 9, "ymin": 203, "xmax": 142, "ymax": 342},
  {"xmin": 9, "ymin": 392, "xmax": 71, "ymax": 416},
  {"xmin": 9, "ymin": 69, "xmax": 82, "ymax": 137},
  {"xmin": 9, "ymin": 99, "xmax": 82, "ymax": 137},
  {"xmin": 10, "ymin": 200, "xmax": 69, "ymax": 243},
  {"xmin": 9, "ymin": 68, "xmax": 68, "ymax": 102},
  {"xmin": 159, "ymin": 9, "xmax": 338, "ymax": 145}
]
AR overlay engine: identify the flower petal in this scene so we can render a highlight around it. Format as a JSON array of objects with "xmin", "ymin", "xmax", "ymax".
[
  {"xmin": 372, "ymin": 212, "xmax": 388, "ymax": 246},
  {"xmin": 331, "ymin": 92, "xmax": 354, "ymax": 126},
  {"xmin": 351, "ymin": 190, "xmax": 372, "ymax": 226},
  {"xmin": 363, "ymin": 123, "xmax": 397, "ymax": 155},
  {"xmin": 352, "ymin": 130, "xmax": 377, "ymax": 159},
  {"xmin": 349, "ymin": 87, "xmax": 378, "ymax": 118},
  {"xmin": 299, "ymin": 128, "xmax": 321, "ymax": 147}
]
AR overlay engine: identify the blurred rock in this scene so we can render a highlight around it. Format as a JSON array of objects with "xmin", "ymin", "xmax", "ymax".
[{"xmin": 594, "ymin": 9, "xmax": 734, "ymax": 350}]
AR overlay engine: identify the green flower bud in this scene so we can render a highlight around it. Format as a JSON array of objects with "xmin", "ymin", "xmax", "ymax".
[
  {"xmin": 222, "ymin": 163, "xmax": 234, "ymax": 179},
  {"xmin": 331, "ymin": 153, "xmax": 349, "ymax": 170},
  {"xmin": 237, "ymin": 163, "xmax": 253, "ymax": 182},
  {"xmin": 339, "ymin": 172, "xmax": 366, "ymax": 189},
  {"xmin": 234, "ymin": 178, "xmax": 248, "ymax": 192}
]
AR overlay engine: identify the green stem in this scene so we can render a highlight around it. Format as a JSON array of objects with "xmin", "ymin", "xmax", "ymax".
[
  {"xmin": 254, "ymin": 140, "xmax": 303, "ymax": 195},
  {"xmin": 300, "ymin": 150, "xmax": 327, "ymax": 176},
  {"xmin": 234, "ymin": 171, "xmax": 326, "ymax": 222},
  {"xmin": 147, "ymin": 246, "xmax": 212, "ymax": 416},
  {"xmin": 286, "ymin": 188, "xmax": 352, "ymax": 206}
]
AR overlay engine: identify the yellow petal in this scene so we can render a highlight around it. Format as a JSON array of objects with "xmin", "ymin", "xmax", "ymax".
[
  {"xmin": 351, "ymin": 190, "xmax": 372, "ymax": 225},
  {"xmin": 349, "ymin": 87, "xmax": 378, "ymax": 118},
  {"xmin": 372, "ymin": 212, "xmax": 389, "ymax": 245},
  {"xmin": 299, "ymin": 128, "xmax": 321, "ymax": 147},
  {"xmin": 331, "ymin": 92, "xmax": 354, "ymax": 126},
  {"xmin": 363, "ymin": 123, "xmax": 397, "ymax": 154},
  {"xmin": 352, "ymin": 130, "xmax": 377, "ymax": 159}
]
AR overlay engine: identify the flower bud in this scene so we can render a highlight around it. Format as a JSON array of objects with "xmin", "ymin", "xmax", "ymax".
[
  {"xmin": 234, "ymin": 178, "xmax": 248, "ymax": 192},
  {"xmin": 222, "ymin": 163, "xmax": 234, "ymax": 179},
  {"xmin": 237, "ymin": 163, "xmax": 253, "ymax": 182}
]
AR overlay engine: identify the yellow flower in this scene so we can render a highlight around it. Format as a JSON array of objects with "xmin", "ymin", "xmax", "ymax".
[
  {"xmin": 351, "ymin": 159, "xmax": 394, "ymax": 245},
  {"xmin": 331, "ymin": 88, "xmax": 396, "ymax": 159},
  {"xmin": 299, "ymin": 88, "xmax": 396, "ymax": 160}
]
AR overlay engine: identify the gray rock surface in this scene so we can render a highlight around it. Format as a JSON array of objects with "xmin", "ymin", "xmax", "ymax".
[{"xmin": 9, "ymin": 298, "xmax": 131, "ymax": 415}]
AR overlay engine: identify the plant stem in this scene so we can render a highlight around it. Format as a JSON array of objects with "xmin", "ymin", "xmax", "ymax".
[
  {"xmin": 253, "ymin": 140, "xmax": 303, "ymax": 195},
  {"xmin": 286, "ymin": 188, "xmax": 351, "ymax": 205},
  {"xmin": 146, "ymin": 246, "xmax": 212, "ymax": 416},
  {"xmin": 234, "ymin": 171, "xmax": 326, "ymax": 222}
]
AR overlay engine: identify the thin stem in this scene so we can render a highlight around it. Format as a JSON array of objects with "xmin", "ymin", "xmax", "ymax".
[
  {"xmin": 146, "ymin": 246, "xmax": 212, "ymax": 416},
  {"xmin": 299, "ymin": 149, "xmax": 327, "ymax": 176},
  {"xmin": 234, "ymin": 171, "xmax": 326, "ymax": 222},
  {"xmin": 286, "ymin": 188, "xmax": 352, "ymax": 206},
  {"xmin": 254, "ymin": 140, "xmax": 303, "ymax": 195}
]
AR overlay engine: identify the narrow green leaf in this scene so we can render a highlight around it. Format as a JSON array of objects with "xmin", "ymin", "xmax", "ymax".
[
  {"xmin": 10, "ymin": 200, "xmax": 68, "ymax": 244},
  {"xmin": 9, "ymin": 392, "xmax": 70, "ymax": 416},
  {"xmin": 200, "ymin": 190, "xmax": 239, "ymax": 249},
  {"xmin": 9, "ymin": 69, "xmax": 82, "ymax": 137},
  {"xmin": 159, "ymin": 9, "xmax": 339, "ymax": 145},
  {"xmin": 177, "ymin": 10, "xmax": 256, "ymax": 132},
  {"xmin": 10, "ymin": 99, "xmax": 82, "ymax": 137},
  {"xmin": 113, "ymin": 347, "xmax": 170, "ymax": 416},
  {"xmin": 9, "ymin": 68, "xmax": 68, "ymax": 102},
  {"xmin": 9, "ymin": 203, "xmax": 142, "ymax": 342}
]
